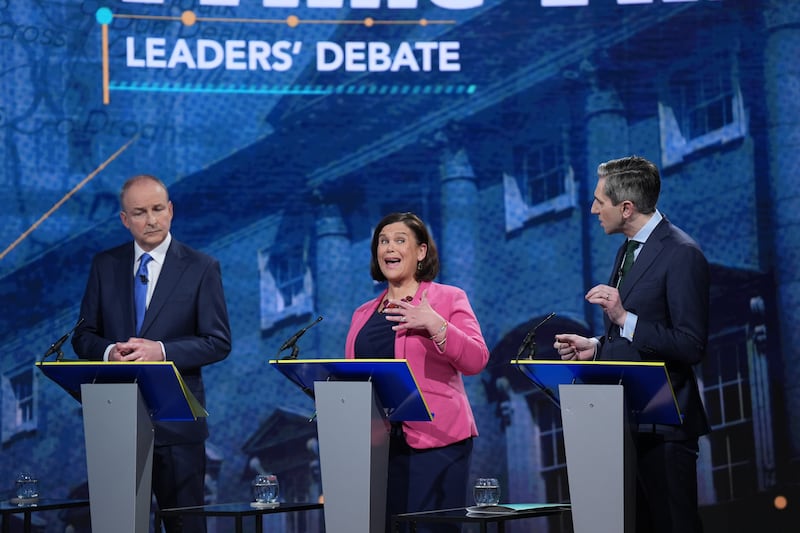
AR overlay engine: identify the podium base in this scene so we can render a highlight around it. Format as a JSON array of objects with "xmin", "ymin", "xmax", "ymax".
[
  {"xmin": 560, "ymin": 384, "xmax": 635, "ymax": 533},
  {"xmin": 82, "ymin": 383, "xmax": 154, "ymax": 533},
  {"xmin": 315, "ymin": 380, "xmax": 390, "ymax": 533}
]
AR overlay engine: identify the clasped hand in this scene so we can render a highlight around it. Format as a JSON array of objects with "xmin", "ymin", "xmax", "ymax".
[{"xmin": 111, "ymin": 337, "xmax": 164, "ymax": 361}]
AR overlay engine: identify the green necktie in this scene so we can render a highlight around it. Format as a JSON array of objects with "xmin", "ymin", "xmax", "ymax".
[{"xmin": 617, "ymin": 240, "xmax": 640, "ymax": 288}]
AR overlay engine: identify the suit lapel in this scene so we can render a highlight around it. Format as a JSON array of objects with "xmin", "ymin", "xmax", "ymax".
[
  {"xmin": 139, "ymin": 240, "xmax": 188, "ymax": 336},
  {"xmin": 609, "ymin": 240, "xmax": 627, "ymax": 286},
  {"xmin": 115, "ymin": 245, "xmax": 138, "ymax": 336},
  {"xmin": 618, "ymin": 218, "xmax": 670, "ymax": 300}
]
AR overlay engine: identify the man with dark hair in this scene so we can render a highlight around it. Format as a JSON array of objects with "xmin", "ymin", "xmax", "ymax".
[{"xmin": 555, "ymin": 155, "xmax": 709, "ymax": 533}]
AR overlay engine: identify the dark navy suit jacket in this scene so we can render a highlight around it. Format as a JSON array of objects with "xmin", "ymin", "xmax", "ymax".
[
  {"xmin": 72, "ymin": 238, "xmax": 232, "ymax": 446},
  {"xmin": 599, "ymin": 216, "xmax": 710, "ymax": 439}
]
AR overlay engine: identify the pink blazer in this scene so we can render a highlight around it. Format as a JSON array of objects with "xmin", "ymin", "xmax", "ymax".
[{"xmin": 345, "ymin": 280, "xmax": 489, "ymax": 449}]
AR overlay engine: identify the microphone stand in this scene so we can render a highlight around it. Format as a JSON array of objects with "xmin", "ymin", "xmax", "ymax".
[
  {"xmin": 513, "ymin": 312, "xmax": 560, "ymax": 407},
  {"xmin": 274, "ymin": 317, "xmax": 325, "ymax": 400},
  {"xmin": 286, "ymin": 344, "xmax": 300, "ymax": 361},
  {"xmin": 516, "ymin": 312, "xmax": 556, "ymax": 360},
  {"xmin": 278, "ymin": 316, "xmax": 323, "ymax": 360},
  {"xmin": 516, "ymin": 330, "xmax": 535, "ymax": 359},
  {"xmin": 40, "ymin": 317, "xmax": 85, "ymax": 363}
]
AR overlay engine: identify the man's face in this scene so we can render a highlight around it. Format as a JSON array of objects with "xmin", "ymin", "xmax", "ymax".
[
  {"xmin": 590, "ymin": 178, "xmax": 625, "ymax": 235},
  {"xmin": 120, "ymin": 179, "xmax": 173, "ymax": 251}
]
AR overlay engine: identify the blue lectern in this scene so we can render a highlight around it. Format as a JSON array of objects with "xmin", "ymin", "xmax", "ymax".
[
  {"xmin": 37, "ymin": 361, "xmax": 204, "ymax": 533},
  {"xmin": 270, "ymin": 358, "xmax": 431, "ymax": 533},
  {"xmin": 512, "ymin": 360, "xmax": 681, "ymax": 533}
]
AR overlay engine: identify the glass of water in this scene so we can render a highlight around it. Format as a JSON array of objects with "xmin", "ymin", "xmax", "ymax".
[
  {"xmin": 252, "ymin": 474, "xmax": 279, "ymax": 504},
  {"xmin": 15, "ymin": 472, "xmax": 39, "ymax": 503},
  {"xmin": 473, "ymin": 477, "xmax": 500, "ymax": 506}
]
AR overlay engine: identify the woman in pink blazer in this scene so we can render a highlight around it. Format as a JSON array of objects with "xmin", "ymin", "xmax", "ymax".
[{"xmin": 344, "ymin": 212, "xmax": 489, "ymax": 532}]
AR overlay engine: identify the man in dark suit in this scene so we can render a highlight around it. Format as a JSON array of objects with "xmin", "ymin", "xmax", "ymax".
[
  {"xmin": 72, "ymin": 174, "xmax": 232, "ymax": 533},
  {"xmin": 554, "ymin": 155, "xmax": 709, "ymax": 533}
]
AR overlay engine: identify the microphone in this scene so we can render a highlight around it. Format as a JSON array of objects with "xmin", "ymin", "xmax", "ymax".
[
  {"xmin": 517, "ymin": 312, "xmax": 556, "ymax": 360},
  {"xmin": 278, "ymin": 316, "xmax": 323, "ymax": 359},
  {"xmin": 139, "ymin": 274, "xmax": 148, "ymax": 283},
  {"xmin": 41, "ymin": 317, "xmax": 85, "ymax": 363},
  {"xmin": 615, "ymin": 259, "xmax": 626, "ymax": 288},
  {"xmin": 516, "ymin": 329, "xmax": 536, "ymax": 359}
]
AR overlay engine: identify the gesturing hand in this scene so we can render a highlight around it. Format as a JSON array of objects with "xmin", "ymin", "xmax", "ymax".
[
  {"xmin": 383, "ymin": 289, "xmax": 445, "ymax": 338},
  {"xmin": 585, "ymin": 284, "xmax": 627, "ymax": 326},
  {"xmin": 553, "ymin": 333, "xmax": 595, "ymax": 361}
]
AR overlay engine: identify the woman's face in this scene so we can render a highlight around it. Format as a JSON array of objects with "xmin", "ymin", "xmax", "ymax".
[{"xmin": 376, "ymin": 221, "xmax": 427, "ymax": 284}]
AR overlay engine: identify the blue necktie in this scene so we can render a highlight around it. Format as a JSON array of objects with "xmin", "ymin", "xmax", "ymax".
[{"xmin": 135, "ymin": 253, "xmax": 152, "ymax": 335}]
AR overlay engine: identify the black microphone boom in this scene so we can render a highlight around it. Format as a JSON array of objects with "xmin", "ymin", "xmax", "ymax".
[
  {"xmin": 41, "ymin": 317, "xmax": 85, "ymax": 363},
  {"xmin": 515, "ymin": 312, "xmax": 556, "ymax": 360},
  {"xmin": 516, "ymin": 329, "xmax": 535, "ymax": 359},
  {"xmin": 278, "ymin": 316, "xmax": 323, "ymax": 359}
]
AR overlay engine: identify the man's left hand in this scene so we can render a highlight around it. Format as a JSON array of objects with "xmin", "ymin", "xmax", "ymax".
[
  {"xmin": 585, "ymin": 284, "xmax": 627, "ymax": 326},
  {"xmin": 115, "ymin": 337, "xmax": 165, "ymax": 361}
]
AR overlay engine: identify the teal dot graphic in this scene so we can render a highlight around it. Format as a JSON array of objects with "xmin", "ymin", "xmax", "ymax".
[{"xmin": 96, "ymin": 8, "xmax": 113, "ymax": 25}]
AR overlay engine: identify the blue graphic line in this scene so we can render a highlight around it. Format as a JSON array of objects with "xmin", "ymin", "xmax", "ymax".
[
  {"xmin": 109, "ymin": 83, "xmax": 329, "ymax": 95},
  {"xmin": 108, "ymin": 82, "xmax": 478, "ymax": 97}
]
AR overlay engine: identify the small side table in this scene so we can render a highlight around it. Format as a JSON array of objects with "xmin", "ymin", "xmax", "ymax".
[
  {"xmin": 0, "ymin": 499, "xmax": 90, "ymax": 533},
  {"xmin": 392, "ymin": 505, "xmax": 569, "ymax": 533},
  {"xmin": 156, "ymin": 501, "xmax": 323, "ymax": 533}
]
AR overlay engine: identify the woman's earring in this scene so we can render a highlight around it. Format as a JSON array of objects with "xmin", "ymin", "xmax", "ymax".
[{"xmin": 417, "ymin": 261, "xmax": 423, "ymax": 271}]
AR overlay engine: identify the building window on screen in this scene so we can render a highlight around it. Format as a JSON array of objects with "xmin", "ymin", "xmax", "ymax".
[
  {"xmin": 503, "ymin": 138, "xmax": 576, "ymax": 233},
  {"xmin": 701, "ymin": 328, "xmax": 760, "ymax": 503},
  {"xmin": 2, "ymin": 365, "xmax": 38, "ymax": 443},
  {"xmin": 258, "ymin": 248, "xmax": 314, "ymax": 331},
  {"xmin": 659, "ymin": 52, "xmax": 747, "ymax": 168}
]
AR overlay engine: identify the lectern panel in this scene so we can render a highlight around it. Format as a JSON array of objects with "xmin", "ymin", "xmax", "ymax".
[
  {"xmin": 36, "ymin": 361, "xmax": 205, "ymax": 421},
  {"xmin": 269, "ymin": 359, "xmax": 432, "ymax": 422},
  {"xmin": 512, "ymin": 360, "xmax": 682, "ymax": 425}
]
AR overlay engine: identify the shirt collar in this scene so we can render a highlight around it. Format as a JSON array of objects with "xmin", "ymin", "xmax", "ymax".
[
  {"xmin": 134, "ymin": 233, "xmax": 172, "ymax": 265},
  {"xmin": 631, "ymin": 210, "xmax": 662, "ymax": 245}
]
